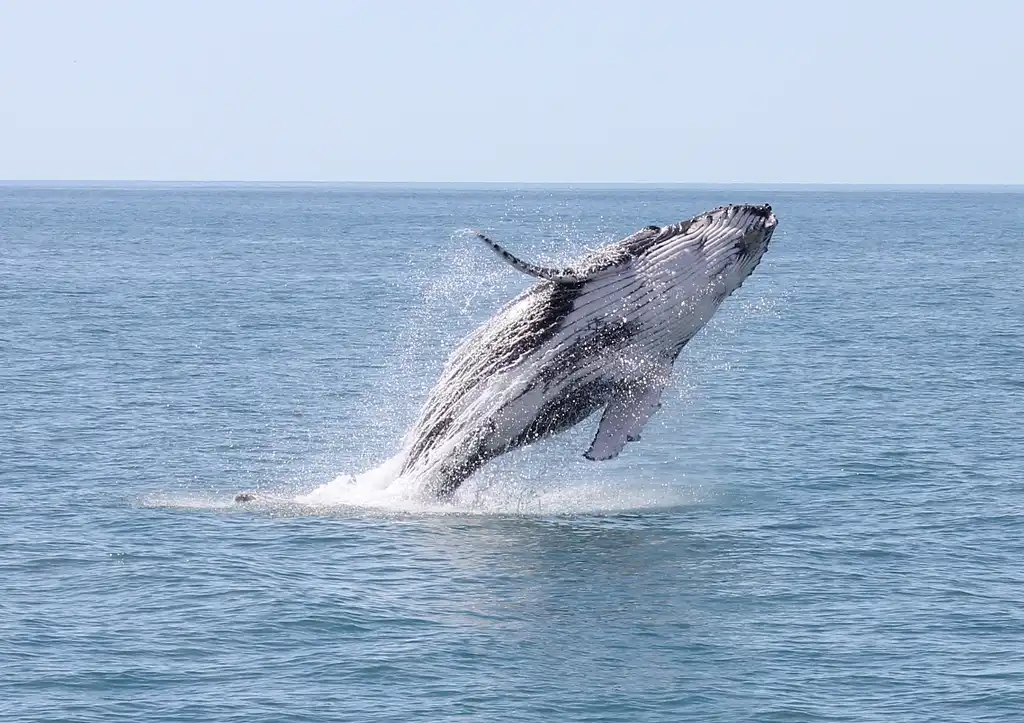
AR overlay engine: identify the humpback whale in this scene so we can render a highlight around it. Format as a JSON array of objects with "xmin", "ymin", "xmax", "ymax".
[{"xmin": 397, "ymin": 203, "xmax": 778, "ymax": 499}]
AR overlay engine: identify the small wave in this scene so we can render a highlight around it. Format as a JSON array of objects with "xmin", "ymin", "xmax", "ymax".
[{"xmin": 141, "ymin": 467, "xmax": 710, "ymax": 518}]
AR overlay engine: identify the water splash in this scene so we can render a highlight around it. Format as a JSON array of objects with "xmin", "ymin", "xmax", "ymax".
[
  {"xmin": 158, "ymin": 209, "xmax": 779, "ymax": 519},
  {"xmin": 290, "ymin": 453, "xmax": 712, "ymax": 516}
]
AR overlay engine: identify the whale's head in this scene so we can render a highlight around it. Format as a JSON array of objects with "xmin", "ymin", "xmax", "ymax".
[
  {"xmin": 639, "ymin": 203, "xmax": 777, "ymax": 297},
  {"xmin": 718, "ymin": 203, "xmax": 777, "ymax": 291}
]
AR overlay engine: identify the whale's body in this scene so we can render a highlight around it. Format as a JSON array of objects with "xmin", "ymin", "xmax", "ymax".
[{"xmin": 398, "ymin": 204, "xmax": 778, "ymax": 498}]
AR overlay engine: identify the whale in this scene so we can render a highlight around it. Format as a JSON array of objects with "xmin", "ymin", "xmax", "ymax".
[{"xmin": 392, "ymin": 203, "xmax": 779, "ymax": 499}]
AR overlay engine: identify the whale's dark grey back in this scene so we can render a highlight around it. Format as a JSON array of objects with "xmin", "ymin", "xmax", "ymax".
[{"xmin": 403, "ymin": 279, "xmax": 581, "ymax": 466}]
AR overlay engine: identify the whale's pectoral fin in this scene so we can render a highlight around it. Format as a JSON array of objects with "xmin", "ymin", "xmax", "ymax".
[{"xmin": 584, "ymin": 374, "xmax": 669, "ymax": 461}]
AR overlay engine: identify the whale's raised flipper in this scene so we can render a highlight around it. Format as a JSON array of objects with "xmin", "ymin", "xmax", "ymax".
[{"xmin": 584, "ymin": 374, "xmax": 669, "ymax": 461}]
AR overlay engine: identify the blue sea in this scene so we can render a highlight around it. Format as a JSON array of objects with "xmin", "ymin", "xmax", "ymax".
[{"xmin": 3, "ymin": 184, "xmax": 1023, "ymax": 722}]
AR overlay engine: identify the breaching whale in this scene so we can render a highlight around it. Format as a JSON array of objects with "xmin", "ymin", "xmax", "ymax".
[{"xmin": 396, "ymin": 203, "xmax": 778, "ymax": 499}]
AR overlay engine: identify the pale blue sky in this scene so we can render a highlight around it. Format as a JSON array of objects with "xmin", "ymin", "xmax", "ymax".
[{"xmin": 2, "ymin": 1, "xmax": 1021, "ymax": 183}]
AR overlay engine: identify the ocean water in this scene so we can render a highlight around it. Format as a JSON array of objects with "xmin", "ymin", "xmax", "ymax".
[{"xmin": 2, "ymin": 184, "xmax": 1023, "ymax": 722}]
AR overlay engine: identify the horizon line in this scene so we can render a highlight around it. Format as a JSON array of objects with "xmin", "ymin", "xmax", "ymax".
[{"xmin": 2, "ymin": 180, "xmax": 1024, "ymax": 189}]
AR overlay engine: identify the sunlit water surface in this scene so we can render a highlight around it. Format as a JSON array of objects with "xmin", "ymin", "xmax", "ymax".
[{"xmin": 3, "ymin": 185, "xmax": 1023, "ymax": 721}]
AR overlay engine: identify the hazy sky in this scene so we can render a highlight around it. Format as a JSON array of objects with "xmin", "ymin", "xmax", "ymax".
[{"xmin": 2, "ymin": 1, "xmax": 1021, "ymax": 183}]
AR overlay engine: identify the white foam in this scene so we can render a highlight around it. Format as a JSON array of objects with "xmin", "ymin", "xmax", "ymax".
[
  {"xmin": 288, "ymin": 450, "xmax": 710, "ymax": 517},
  {"xmin": 294, "ymin": 453, "xmax": 413, "ymax": 508}
]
